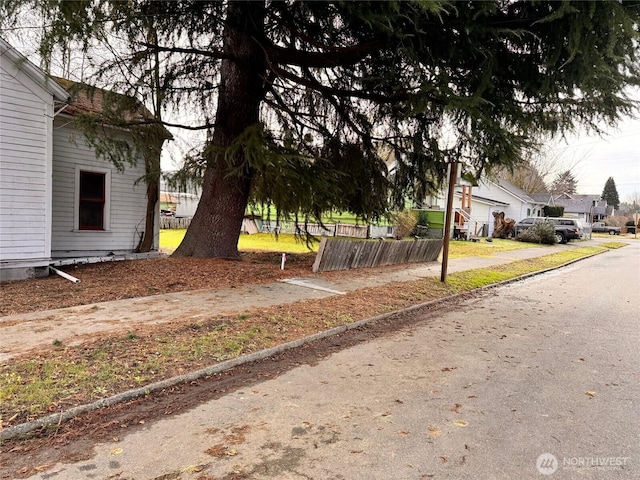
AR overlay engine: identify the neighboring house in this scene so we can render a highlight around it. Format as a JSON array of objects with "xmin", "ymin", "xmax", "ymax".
[
  {"xmin": 425, "ymin": 176, "xmax": 545, "ymax": 237},
  {"xmin": 160, "ymin": 177, "xmax": 201, "ymax": 218},
  {"xmin": 529, "ymin": 193, "xmax": 611, "ymax": 223},
  {"xmin": 160, "ymin": 192, "xmax": 180, "ymax": 214},
  {"xmin": 160, "ymin": 191, "xmax": 199, "ymax": 218},
  {"xmin": 1, "ymin": 38, "xmax": 168, "ymax": 281}
]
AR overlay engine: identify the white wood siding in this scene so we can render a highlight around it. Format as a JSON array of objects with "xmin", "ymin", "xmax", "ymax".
[
  {"xmin": 51, "ymin": 118, "xmax": 150, "ymax": 257},
  {"xmin": 474, "ymin": 180, "xmax": 530, "ymax": 221},
  {"xmin": 0, "ymin": 62, "xmax": 51, "ymax": 264}
]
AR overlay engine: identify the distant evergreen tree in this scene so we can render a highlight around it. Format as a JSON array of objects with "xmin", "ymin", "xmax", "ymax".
[{"xmin": 601, "ymin": 177, "xmax": 620, "ymax": 209}]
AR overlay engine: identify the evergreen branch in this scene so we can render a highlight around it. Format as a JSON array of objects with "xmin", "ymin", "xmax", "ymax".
[
  {"xmin": 139, "ymin": 42, "xmax": 230, "ymax": 60},
  {"xmin": 268, "ymin": 63, "xmax": 418, "ymax": 105},
  {"xmin": 264, "ymin": 39, "xmax": 383, "ymax": 68}
]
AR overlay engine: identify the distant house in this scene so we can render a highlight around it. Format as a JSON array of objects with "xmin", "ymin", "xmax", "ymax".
[
  {"xmin": 160, "ymin": 177, "xmax": 201, "ymax": 218},
  {"xmin": 529, "ymin": 193, "xmax": 611, "ymax": 223},
  {"xmin": 0, "ymin": 38, "xmax": 169, "ymax": 281},
  {"xmin": 160, "ymin": 192, "xmax": 180, "ymax": 215},
  {"xmin": 425, "ymin": 176, "xmax": 545, "ymax": 237}
]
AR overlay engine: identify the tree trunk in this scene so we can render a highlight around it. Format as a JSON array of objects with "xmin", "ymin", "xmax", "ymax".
[
  {"xmin": 137, "ymin": 24, "xmax": 164, "ymax": 254},
  {"xmin": 173, "ymin": 1, "xmax": 266, "ymax": 259},
  {"xmin": 135, "ymin": 154, "xmax": 160, "ymax": 253}
]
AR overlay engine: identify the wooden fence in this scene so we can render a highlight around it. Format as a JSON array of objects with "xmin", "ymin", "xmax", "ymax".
[
  {"xmin": 261, "ymin": 221, "xmax": 383, "ymax": 238},
  {"xmin": 312, "ymin": 237, "xmax": 443, "ymax": 273},
  {"xmin": 160, "ymin": 217, "xmax": 192, "ymax": 229}
]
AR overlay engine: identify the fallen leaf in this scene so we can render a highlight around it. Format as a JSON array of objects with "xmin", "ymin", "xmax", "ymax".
[
  {"xmin": 428, "ymin": 427, "xmax": 441, "ymax": 438},
  {"xmin": 451, "ymin": 403, "xmax": 462, "ymax": 413},
  {"xmin": 351, "ymin": 450, "xmax": 363, "ymax": 454},
  {"xmin": 183, "ymin": 465, "xmax": 204, "ymax": 473},
  {"xmin": 110, "ymin": 448, "xmax": 124, "ymax": 456},
  {"xmin": 586, "ymin": 391, "xmax": 596, "ymax": 397},
  {"xmin": 227, "ymin": 449, "xmax": 238, "ymax": 456},
  {"xmin": 205, "ymin": 444, "xmax": 227, "ymax": 458},
  {"xmin": 398, "ymin": 430, "xmax": 410, "ymax": 435},
  {"xmin": 440, "ymin": 456, "xmax": 448, "ymax": 463},
  {"xmin": 454, "ymin": 420, "xmax": 468, "ymax": 427}
]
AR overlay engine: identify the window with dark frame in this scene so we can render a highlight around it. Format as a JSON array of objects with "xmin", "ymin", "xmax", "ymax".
[{"xmin": 79, "ymin": 171, "xmax": 105, "ymax": 230}]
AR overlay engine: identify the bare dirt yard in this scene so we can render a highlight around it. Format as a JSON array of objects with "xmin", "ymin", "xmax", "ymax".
[{"xmin": 0, "ymin": 252, "xmax": 318, "ymax": 317}]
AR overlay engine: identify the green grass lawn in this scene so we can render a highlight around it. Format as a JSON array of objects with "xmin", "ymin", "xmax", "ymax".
[
  {"xmin": 160, "ymin": 229, "xmax": 546, "ymax": 257},
  {"xmin": 447, "ymin": 237, "xmax": 543, "ymax": 259},
  {"xmin": 160, "ymin": 230, "xmax": 319, "ymax": 254}
]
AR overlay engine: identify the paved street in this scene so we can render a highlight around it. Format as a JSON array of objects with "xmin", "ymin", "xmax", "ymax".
[{"xmin": 24, "ymin": 241, "xmax": 640, "ymax": 479}]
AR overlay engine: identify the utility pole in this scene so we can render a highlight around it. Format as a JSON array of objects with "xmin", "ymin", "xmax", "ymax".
[{"xmin": 441, "ymin": 162, "xmax": 458, "ymax": 282}]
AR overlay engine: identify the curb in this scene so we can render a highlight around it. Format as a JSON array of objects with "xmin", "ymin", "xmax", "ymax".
[{"xmin": 0, "ymin": 247, "xmax": 608, "ymax": 441}]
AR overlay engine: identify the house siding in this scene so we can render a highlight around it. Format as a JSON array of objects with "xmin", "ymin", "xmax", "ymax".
[
  {"xmin": 0, "ymin": 57, "xmax": 52, "ymax": 275},
  {"xmin": 51, "ymin": 118, "xmax": 150, "ymax": 257},
  {"xmin": 473, "ymin": 181, "xmax": 517, "ymax": 220},
  {"xmin": 454, "ymin": 195, "xmax": 493, "ymax": 234}
]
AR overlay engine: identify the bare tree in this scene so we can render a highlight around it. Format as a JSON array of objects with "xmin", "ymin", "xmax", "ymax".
[{"xmin": 498, "ymin": 146, "xmax": 582, "ymax": 195}]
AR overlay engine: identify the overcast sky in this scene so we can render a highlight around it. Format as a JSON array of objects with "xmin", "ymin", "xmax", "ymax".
[{"xmin": 550, "ymin": 112, "xmax": 640, "ymax": 202}]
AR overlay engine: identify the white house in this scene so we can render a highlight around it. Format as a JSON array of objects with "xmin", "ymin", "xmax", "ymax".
[
  {"xmin": 465, "ymin": 177, "xmax": 545, "ymax": 235},
  {"xmin": 160, "ymin": 177, "xmax": 201, "ymax": 218},
  {"xmin": 1, "ymin": 38, "xmax": 166, "ymax": 281},
  {"xmin": 530, "ymin": 193, "xmax": 611, "ymax": 224},
  {"xmin": 425, "ymin": 176, "xmax": 545, "ymax": 237}
]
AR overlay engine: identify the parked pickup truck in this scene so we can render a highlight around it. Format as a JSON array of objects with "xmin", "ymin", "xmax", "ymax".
[
  {"xmin": 513, "ymin": 217, "xmax": 584, "ymax": 244},
  {"xmin": 591, "ymin": 222, "xmax": 620, "ymax": 235}
]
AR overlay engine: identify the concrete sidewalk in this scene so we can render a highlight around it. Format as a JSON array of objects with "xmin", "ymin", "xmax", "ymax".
[{"xmin": 0, "ymin": 240, "xmax": 602, "ymax": 361}]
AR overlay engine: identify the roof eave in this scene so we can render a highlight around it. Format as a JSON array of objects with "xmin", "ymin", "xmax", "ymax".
[{"xmin": 1, "ymin": 38, "xmax": 70, "ymax": 103}]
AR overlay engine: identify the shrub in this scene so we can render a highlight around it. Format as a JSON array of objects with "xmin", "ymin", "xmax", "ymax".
[
  {"xmin": 543, "ymin": 205, "xmax": 565, "ymax": 217},
  {"xmin": 411, "ymin": 224, "xmax": 430, "ymax": 238},
  {"xmin": 393, "ymin": 210, "xmax": 418, "ymax": 239},
  {"xmin": 411, "ymin": 210, "xmax": 430, "ymax": 238},
  {"xmin": 602, "ymin": 216, "xmax": 628, "ymax": 228},
  {"xmin": 517, "ymin": 220, "xmax": 557, "ymax": 244},
  {"xmin": 414, "ymin": 210, "xmax": 430, "ymax": 227}
]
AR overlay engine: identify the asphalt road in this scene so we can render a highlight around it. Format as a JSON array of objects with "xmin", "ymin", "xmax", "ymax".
[{"xmin": 26, "ymin": 241, "xmax": 640, "ymax": 480}]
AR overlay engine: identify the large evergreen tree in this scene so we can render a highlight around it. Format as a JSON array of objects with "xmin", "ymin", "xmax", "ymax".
[
  {"xmin": 3, "ymin": 1, "xmax": 639, "ymax": 258},
  {"xmin": 601, "ymin": 177, "xmax": 621, "ymax": 209}
]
